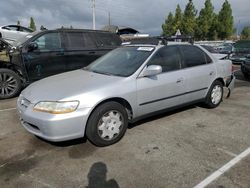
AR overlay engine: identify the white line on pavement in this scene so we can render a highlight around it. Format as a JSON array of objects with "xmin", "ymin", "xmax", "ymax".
[
  {"xmin": 0, "ymin": 108, "xmax": 16, "ymax": 112},
  {"xmin": 194, "ymin": 147, "xmax": 250, "ymax": 188}
]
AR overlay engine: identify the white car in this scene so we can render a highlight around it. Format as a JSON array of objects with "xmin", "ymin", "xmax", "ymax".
[{"xmin": 0, "ymin": 25, "xmax": 33, "ymax": 44}]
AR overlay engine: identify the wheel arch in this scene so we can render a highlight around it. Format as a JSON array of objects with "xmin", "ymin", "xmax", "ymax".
[
  {"xmin": 214, "ymin": 77, "xmax": 225, "ymax": 86},
  {"xmin": 89, "ymin": 97, "xmax": 133, "ymax": 121}
]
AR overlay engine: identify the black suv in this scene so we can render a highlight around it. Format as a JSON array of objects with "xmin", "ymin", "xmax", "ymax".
[{"xmin": 0, "ymin": 29, "xmax": 121, "ymax": 99}]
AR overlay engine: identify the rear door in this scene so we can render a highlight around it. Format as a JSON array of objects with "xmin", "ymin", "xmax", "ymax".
[
  {"xmin": 63, "ymin": 31, "xmax": 100, "ymax": 71},
  {"xmin": 178, "ymin": 45, "xmax": 216, "ymax": 102},
  {"xmin": 23, "ymin": 31, "xmax": 66, "ymax": 81},
  {"xmin": 136, "ymin": 46, "xmax": 187, "ymax": 116}
]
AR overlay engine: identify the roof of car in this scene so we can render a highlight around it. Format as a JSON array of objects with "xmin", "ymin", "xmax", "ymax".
[
  {"xmin": 123, "ymin": 36, "xmax": 194, "ymax": 46},
  {"xmin": 55, "ymin": 28, "xmax": 113, "ymax": 33}
]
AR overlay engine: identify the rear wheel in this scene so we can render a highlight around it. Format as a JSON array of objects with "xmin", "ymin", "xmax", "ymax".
[
  {"xmin": 0, "ymin": 69, "xmax": 22, "ymax": 99},
  {"xmin": 204, "ymin": 80, "xmax": 223, "ymax": 108},
  {"xmin": 86, "ymin": 101, "xmax": 128, "ymax": 147}
]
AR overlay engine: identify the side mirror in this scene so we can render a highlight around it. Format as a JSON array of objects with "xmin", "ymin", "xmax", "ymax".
[
  {"xmin": 28, "ymin": 42, "xmax": 38, "ymax": 52},
  {"xmin": 140, "ymin": 65, "xmax": 162, "ymax": 77}
]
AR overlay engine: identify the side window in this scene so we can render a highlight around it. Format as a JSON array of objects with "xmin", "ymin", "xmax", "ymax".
[
  {"xmin": 180, "ymin": 45, "xmax": 208, "ymax": 67},
  {"xmin": 20, "ymin": 27, "xmax": 33, "ymax": 33},
  {"xmin": 94, "ymin": 33, "xmax": 121, "ymax": 47},
  {"xmin": 147, "ymin": 46, "xmax": 181, "ymax": 73},
  {"xmin": 65, "ymin": 32, "xmax": 85, "ymax": 50},
  {"xmin": 34, "ymin": 33, "xmax": 61, "ymax": 50},
  {"xmin": 3, "ymin": 26, "xmax": 18, "ymax": 31}
]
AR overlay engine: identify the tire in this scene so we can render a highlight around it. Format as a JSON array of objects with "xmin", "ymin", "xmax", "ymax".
[
  {"xmin": 86, "ymin": 101, "xmax": 128, "ymax": 147},
  {"xmin": 0, "ymin": 68, "xmax": 22, "ymax": 99},
  {"xmin": 204, "ymin": 80, "xmax": 224, "ymax": 109}
]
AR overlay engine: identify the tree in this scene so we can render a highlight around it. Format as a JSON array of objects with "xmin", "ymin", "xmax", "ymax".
[
  {"xmin": 17, "ymin": 20, "xmax": 21, "ymax": 26},
  {"xmin": 182, "ymin": 0, "xmax": 197, "ymax": 36},
  {"xmin": 195, "ymin": 0, "xmax": 215, "ymax": 40},
  {"xmin": 217, "ymin": 0, "xmax": 234, "ymax": 39},
  {"xmin": 173, "ymin": 4, "xmax": 182, "ymax": 33},
  {"xmin": 241, "ymin": 27, "xmax": 250, "ymax": 40},
  {"xmin": 162, "ymin": 12, "xmax": 175, "ymax": 36},
  {"xmin": 29, "ymin": 17, "xmax": 36, "ymax": 31},
  {"xmin": 208, "ymin": 14, "xmax": 219, "ymax": 40}
]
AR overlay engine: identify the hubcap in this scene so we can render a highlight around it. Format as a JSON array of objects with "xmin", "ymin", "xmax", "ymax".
[
  {"xmin": 0, "ymin": 73, "xmax": 18, "ymax": 97},
  {"xmin": 97, "ymin": 110, "xmax": 124, "ymax": 141},
  {"xmin": 211, "ymin": 85, "xmax": 222, "ymax": 105}
]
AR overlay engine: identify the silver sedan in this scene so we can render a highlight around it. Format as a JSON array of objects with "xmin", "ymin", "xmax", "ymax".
[{"xmin": 17, "ymin": 43, "xmax": 235, "ymax": 146}]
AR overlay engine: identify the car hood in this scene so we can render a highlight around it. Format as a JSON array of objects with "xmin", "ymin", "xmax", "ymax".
[{"xmin": 22, "ymin": 69, "xmax": 123, "ymax": 103}]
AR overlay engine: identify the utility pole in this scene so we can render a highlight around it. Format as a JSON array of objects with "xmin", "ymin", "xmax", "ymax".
[
  {"xmin": 108, "ymin": 11, "xmax": 111, "ymax": 26},
  {"xmin": 91, "ymin": 0, "xmax": 96, "ymax": 30}
]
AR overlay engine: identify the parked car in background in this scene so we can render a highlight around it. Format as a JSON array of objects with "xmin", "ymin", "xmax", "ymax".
[
  {"xmin": 0, "ymin": 29, "xmax": 121, "ymax": 99},
  {"xmin": 241, "ymin": 58, "xmax": 250, "ymax": 79},
  {"xmin": 230, "ymin": 40, "xmax": 250, "ymax": 65},
  {"xmin": 217, "ymin": 43, "xmax": 234, "ymax": 54},
  {"xmin": 17, "ymin": 39, "xmax": 235, "ymax": 146},
  {"xmin": 0, "ymin": 25, "xmax": 33, "ymax": 44},
  {"xmin": 201, "ymin": 45, "xmax": 229, "ymax": 60}
]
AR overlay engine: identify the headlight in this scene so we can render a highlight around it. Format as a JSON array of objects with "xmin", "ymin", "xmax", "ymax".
[{"xmin": 34, "ymin": 101, "xmax": 79, "ymax": 114}]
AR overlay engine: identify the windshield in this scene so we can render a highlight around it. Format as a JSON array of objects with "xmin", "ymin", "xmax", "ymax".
[
  {"xmin": 86, "ymin": 46, "xmax": 154, "ymax": 77},
  {"xmin": 12, "ymin": 31, "xmax": 40, "ymax": 47}
]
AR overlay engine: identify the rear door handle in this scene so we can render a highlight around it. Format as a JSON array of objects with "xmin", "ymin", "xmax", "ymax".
[
  {"xmin": 89, "ymin": 51, "xmax": 96, "ymax": 54},
  {"xmin": 176, "ymin": 78, "xmax": 184, "ymax": 83},
  {"xmin": 209, "ymin": 71, "xmax": 215, "ymax": 76}
]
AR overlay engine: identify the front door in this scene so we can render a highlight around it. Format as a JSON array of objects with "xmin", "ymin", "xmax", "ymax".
[
  {"xmin": 136, "ymin": 46, "xmax": 187, "ymax": 117},
  {"xmin": 23, "ymin": 32, "xmax": 66, "ymax": 82}
]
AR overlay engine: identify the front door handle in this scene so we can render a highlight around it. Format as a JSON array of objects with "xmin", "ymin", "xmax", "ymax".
[{"xmin": 89, "ymin": 51, "xmax": 96, "ymax": 54}]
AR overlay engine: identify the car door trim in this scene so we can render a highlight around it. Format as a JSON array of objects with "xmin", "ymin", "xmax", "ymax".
[{"xmin": 139, "ymin": 87, "xmax": 208, "ymax": 106}]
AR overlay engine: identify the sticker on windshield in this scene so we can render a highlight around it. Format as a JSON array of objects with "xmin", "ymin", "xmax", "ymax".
[{"xmin": 137, "ymin": 47, "xmax": 154, "ymax": 52}]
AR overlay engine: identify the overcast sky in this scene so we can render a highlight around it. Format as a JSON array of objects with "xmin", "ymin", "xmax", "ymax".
[{"xmin": 0, "ymin": 0, "xmax": 249, "ymax": 35}]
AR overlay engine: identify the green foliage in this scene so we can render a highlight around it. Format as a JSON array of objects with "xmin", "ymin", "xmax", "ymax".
[
  {"xmin": 162, "ymin": 12, "xmax": 175, "ymax": 36},
  {"xmin": 173, "ymin": 5, "xmax": 182, "ymax": 33},
  {"xmin": 241, "ymin": 27, "xmax": 250, "ymax": 40},
  {"xmin": 195, "ymin": 0, "xmax": 215, "ymax": 40},
  {"xmin": 161, "ymin": 0, "xmax": 235, "ymax": 40},
  {"xmin": 29, "ymin": 17, "xmax": 36, "ymax": 31},
  {"xmin": 208, "ymin": 14, "xmax": 219, "ymax": 40},
  {"xmin": 217, "ymin": 0, "xmax": 234, "ymax": 39},
  {"xmin": 181, "ymin": 0, "xmax": 197, "ymax": 36}
]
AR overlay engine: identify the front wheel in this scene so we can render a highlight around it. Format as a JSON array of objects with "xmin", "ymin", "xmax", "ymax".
[
  {"xmin": 86, "ymin": 101, "xmax": 128, "ymax": 147},
  {"xmin": 0, "ymin": 69, "xmax": 22, "ymax": 99},
  {"xmin": 204, "ymin": 80, "xmax": 224, "ymax": 108}
]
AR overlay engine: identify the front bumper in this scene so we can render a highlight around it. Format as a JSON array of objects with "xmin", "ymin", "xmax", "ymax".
[{"xmin": 17, "ymin": 97, "xmax": 92, "ymax": 142}]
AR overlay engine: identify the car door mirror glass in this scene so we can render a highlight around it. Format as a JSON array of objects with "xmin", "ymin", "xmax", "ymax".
[
  {"xmin": 141, "ymin": 65, "xmax": 162, "ymax": 77},
  {"xmin": 28, "ymin": 42, "xmax": 38, "ymax": 52}
]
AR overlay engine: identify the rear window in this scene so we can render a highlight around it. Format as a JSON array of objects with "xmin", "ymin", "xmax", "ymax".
[
  {"xmin": 65, "ymin": 32, "xmax": 96, "ymax": 50},
  {"xmin": 92, "ymin": 33, "xmax": 121, "ymax": 47},
  {"xmin": 180, "ymin": 45, "xmax": 210, "ymax": 67}
]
